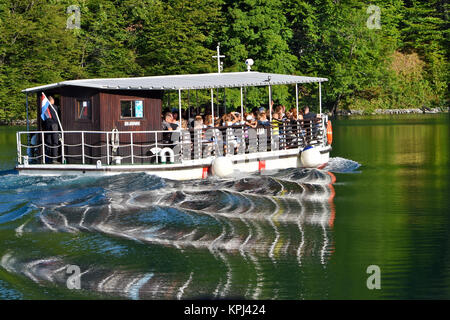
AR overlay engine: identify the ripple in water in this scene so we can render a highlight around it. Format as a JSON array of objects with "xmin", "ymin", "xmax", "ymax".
[{"xmin": 0, "ymin": 158, "xmax": 358, "ymax": 299}]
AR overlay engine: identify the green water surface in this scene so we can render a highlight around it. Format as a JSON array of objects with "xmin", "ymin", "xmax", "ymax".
[{"xmin": 0, "ymin": 114, "xmax": 449, "ymax": 299}]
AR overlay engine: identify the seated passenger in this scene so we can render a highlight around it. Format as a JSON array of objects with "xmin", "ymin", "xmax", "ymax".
[
  {"xmin": 274, "ymin": 105, "xmax": 283, "ymax": 116},
  {"xmin": 181, "ymin": 119, "xmax": 188, "ymax": 130},
  {"xmin": 234, "ymin": 112, "xmax": 245, "ymax": 125},
  {"xmin": 204, "ymin": 114, "xmax": 214, "ymax": 128},
  {"xmin": 162, "ymin": 112, "xmax": 178, "ymax": 148},
  {"xmin": 302, "ymin": 106, "xmax": 319, "ymax": 121},
  {"xmin": 301, "ymin": 106, "xmax": 320, "ymax": 141},
  {"xmin": 257, "ymin": 111, "xmax": 270, "ymax": 126},
  {"xmin": 193, "ymin": 115, "xmax": 203, "ymax": 130},
  {"xmin": 180, "ymin": 119, "xmax": 192, "ymax": 157},
  {"xmin": 281, "ymin": 105, "xmax": 287, "ymax": 119},
  {"xmin": 271, "ymin": 112, "xmax": 282, "ymax": 136},
  {"xmin": 244, "ymin": 113, "xmax": 257, "ymax": 128},
  {"xmin": 222, "ymin": 113, "xmax": 235, "ymax": 127},
  {"xmin": 162, "ymin": 112, "xmax": 175, "ymax": 131},
  {"xmin": 172, "ymin": 110, "xmax": 179, "ymax": 123},
  {"xmin": 285, "ymin": 110, "xmax": 292, "ymax": 120}
]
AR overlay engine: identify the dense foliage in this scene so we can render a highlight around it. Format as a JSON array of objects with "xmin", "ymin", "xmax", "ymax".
[{"xmin": 0, "ymin": 0, "xmax": 448, "ymax": 120}]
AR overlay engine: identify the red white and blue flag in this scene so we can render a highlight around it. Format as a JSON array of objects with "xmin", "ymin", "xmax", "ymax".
[{"xmin": 40, "ymin": 93, "xmax": 53, "ymax": 121}]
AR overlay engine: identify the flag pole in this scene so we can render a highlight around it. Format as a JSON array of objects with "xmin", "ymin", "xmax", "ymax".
[{"xmin": 42, "ymin": 92, "xmax": 65, "ymax": 163}]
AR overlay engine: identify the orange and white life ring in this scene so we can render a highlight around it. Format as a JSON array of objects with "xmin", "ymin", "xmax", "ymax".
[{"xmin": 326, "ymin": 120, "xmax": 333, "ymax": 145}]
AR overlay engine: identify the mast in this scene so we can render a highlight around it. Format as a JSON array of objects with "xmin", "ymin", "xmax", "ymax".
[{"xmin": 212, "ymin": 43, "xmax": 225, "ymax": 73}]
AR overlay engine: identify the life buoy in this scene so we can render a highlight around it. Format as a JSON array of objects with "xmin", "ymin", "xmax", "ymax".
[
  {"xmin": 160, "ymin": 147, "xmax": 175, "ymax": 163},
  {"xmin": 326, "ymin": 120, "xmax": 333, "ymax": 145}
]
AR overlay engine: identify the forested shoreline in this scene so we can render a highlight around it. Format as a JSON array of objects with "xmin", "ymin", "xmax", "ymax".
[{"xmin": 0, "ymin": 0, "xmax": 448, "ymax": 121}]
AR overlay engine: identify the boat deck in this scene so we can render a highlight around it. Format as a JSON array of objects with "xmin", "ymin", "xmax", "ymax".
[{"xmin": 16, "ymin": 118, "xmax": 331, "ymax": 179}]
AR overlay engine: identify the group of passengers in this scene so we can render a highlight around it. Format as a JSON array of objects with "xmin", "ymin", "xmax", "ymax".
[
  {"xmin": 162, "ymin": 103, "xmax": 319, "ymax": 132},
  {"xmin": 161, "ymin": 103, "xmax": 321, "ymax": 153}
]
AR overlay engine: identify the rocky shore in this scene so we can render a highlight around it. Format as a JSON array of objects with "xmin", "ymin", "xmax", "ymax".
[
  {"xmin": 335, "ymin": 106, "xmax": 448, "ymax": 116},
  {"xmin": 0, "ymin": 119, "xmax": 37, "ymax": 126}
]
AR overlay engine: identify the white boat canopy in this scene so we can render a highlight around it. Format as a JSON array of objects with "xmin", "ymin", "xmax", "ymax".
[{"xmin": 22, "ymin": 71, "xmax": 328, "ymax": 93}]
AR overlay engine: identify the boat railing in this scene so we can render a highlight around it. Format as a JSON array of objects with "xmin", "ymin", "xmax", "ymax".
[{"xmin": 16, "ymin": 117, "xmax": 327, "ymax": 166}]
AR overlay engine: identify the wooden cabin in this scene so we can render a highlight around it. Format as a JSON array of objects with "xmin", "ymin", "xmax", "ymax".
[{"xmin": 34, "ymin": 86, "xmax": 163, "ymax": 164}]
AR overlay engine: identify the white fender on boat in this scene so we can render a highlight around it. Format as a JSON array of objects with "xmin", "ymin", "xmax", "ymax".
[
  {"xmin": 211, "ymin": 156, "xmax": 234, "ymax": 178},
  {"xmin": 113, "ymin": 156, "xmax": 122, "ymax": 165},
  {"xmin": 160, "ymin": 148, "xmax": 175, "ymax": 163},
  {"xmin": 111, "ymin": 129, "xmax": 120, "ymax": 153},
  {"xmin": 300, "ymin": 146, "xmax": 322, "ymax": 168}
]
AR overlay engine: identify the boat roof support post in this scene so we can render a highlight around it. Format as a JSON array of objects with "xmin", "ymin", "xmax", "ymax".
[
  {"xmin": 178, "ymin": 89, "xmax": 182, "ymax": 129},
  {"xmin": 223, "ymin": 88, "xmax": 227, "ymax": 115},
  {"xmin": 26, "ymin": 92, "xmax": 29, "ymax": 144},
  {"xmin": 240, "ymin": 87, "xmax": 244, "ymax": 117},
  {"xmin": 210, "ymin": 88, "xmax": 214, "ymax": 123},
  {"xmin": 295, "ymin": 83, "xmax": 299, "ymax": 120},
  {"xmin": 216, "ymin": 88, "xmax": 219, "ymax": 118},
  {"xmin": 168, "ymin": 91, "xmax": 171, "ymax": 109},
  {"xmin": 319, "ymin": 82, "xmax": 322, "ymax": 115},
  {"xmin": 187, "ymin": 89, "xmax": 190, "ymax": 120},
  {"xmin": 268, "ymin": 85, "xmax": 272, "ymax": 122},
  {"xmin": 196, "ymin": 90, "xmax": 199, "ymax": 115}
]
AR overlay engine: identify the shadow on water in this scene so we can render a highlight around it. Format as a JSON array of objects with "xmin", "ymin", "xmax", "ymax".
[
  {"xmin": 0, "ymin": 158, "xmax": 358, "ymax": 300},
  {"xmin": 0, "ymin": 169, "xmax": 17, "ymax": 176}
]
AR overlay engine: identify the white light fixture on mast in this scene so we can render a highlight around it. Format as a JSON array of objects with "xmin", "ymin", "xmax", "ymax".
[{"xmin": 245, "ymin": 59, "xmax": 254, "ymax": 72}]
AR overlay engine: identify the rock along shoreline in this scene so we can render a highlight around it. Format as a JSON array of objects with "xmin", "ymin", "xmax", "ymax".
[
  {"xmin": 0, "ymin": 119, "xmax": 37, "ymax": 126},
  {"xmin": 334, "ymin": 107, "xmax": 449, "ymax": 116}
]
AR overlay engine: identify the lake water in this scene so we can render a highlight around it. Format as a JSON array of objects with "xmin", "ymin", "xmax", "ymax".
[{"xmin": 0, "ymin": 114, "xmax": 449, "ymax": 300}]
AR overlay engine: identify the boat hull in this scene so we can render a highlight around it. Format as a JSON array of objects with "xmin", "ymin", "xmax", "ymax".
[{"xmin": 15, "ymin": 146, "xmax": 331, "ymax": 180}]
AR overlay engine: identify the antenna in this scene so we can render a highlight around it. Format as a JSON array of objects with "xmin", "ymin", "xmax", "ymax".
[{"xmin": 212, "ymin": 43, "xmax": 225, "ymax": 73}]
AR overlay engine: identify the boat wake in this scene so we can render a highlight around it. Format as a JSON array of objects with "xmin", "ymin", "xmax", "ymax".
[
  {"xmin": 323, "ymin": 156, "xmax": 361, "ymax": 173},
  {"xmin": 0, "ymin": 160, "xmax": 355, "ymax": 299}
]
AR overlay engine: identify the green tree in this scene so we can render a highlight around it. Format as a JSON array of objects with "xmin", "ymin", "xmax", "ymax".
[
  {"xmin": 286, "ymin": 0, "xmax": 403, "ymax": 113},
  {"xmin": 0, "ymin": 0, "xmax": 448, "ymax": 121},
  {"xmin": 75, "ymin": 0, "xmax": 141, "ymax": 77},
  {"xmin": 399, "ymin": 0, "xmax": 448, "ymax": 106},
  {"xmin": 220, "ymin": 0, "xmax": 298, "ymax": 109},
  {"xmin": 127, "ymin": 0, "xmax": 223, "ymax": 76},
  {"xmin": 0, "ymin": 0, "xmax": 83, "ymax": 121}
]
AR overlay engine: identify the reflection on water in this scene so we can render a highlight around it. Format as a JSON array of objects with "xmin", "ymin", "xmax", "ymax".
[
  {"xmin": 1, "ymin": 114, "xmax": 448, "ymax": 299},
  {"xmin": 0, "ymin": 165, "xmax": 342, "ymax": 300}
]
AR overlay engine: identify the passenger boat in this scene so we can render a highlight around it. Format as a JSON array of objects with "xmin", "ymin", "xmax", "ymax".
[{"xmin": 15, "ymin": 68, "xmax": 332, "ymax": 180}]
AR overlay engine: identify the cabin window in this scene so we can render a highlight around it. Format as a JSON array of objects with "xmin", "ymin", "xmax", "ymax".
[
  {"xmin": 120, "ymin": 100, "xmax": 144, "ymax": 119},
  {"xmin": 77, "ymin": 100, "xmax": 92, "ymax": 120}
]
